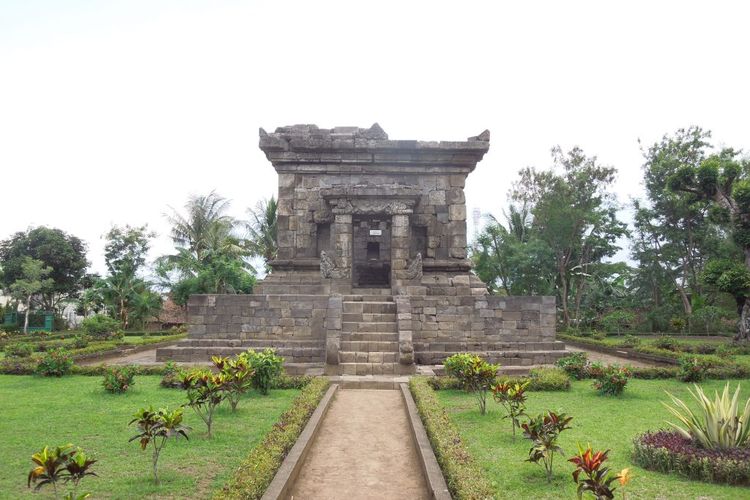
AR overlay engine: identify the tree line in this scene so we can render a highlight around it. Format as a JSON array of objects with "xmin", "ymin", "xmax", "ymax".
[
  {"xmin": 473, "ymin": 126, "xmax": 750, "ymax": 340},
  {"xmin": 0, "ymin": 192, "xmax": 277, "ymax": 331}
]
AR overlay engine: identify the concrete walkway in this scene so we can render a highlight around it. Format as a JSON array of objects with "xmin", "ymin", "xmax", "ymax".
[
  {"xmin": 288, "ymin": 389, "xmax": 429, "ymax": 500},
  {"xmin": 564, "ymin": 345, "xmax": 655, "ymax": 368}
]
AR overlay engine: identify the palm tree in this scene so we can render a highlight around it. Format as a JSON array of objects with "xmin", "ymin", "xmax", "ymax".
[
  {"xmin": 245, "ymin": 197, "xmax": 277, "ymax": 272},
  {"xmin": 166, "ymin": 191, "xmax": 235, "ymax": 263}
]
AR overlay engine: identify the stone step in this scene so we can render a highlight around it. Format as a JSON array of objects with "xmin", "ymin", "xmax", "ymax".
[
  {"xmin": 180, "ymin": 339, "xmax": 321, "ymax": 349},
  {"xmin": 156, "ymin": 345, "xmax": 323, "ymax": 363},
  {"xmin": 343, "ymin": 301, "xmax": 397, "ymax": 314},
  {"xmin": 350, "ymin": 288, "xmax": 393, "ymax": 296},
  {"xmin": 340, "ymin": 332, "xmax": 399, "ymax": 342},
  {"xmin": 339, "ymin": 351, "xmax": 399, "ymax": 363},
  {"xmin": 339, "ymin": 340, "xmax": 399, "ymax": 352},
  {"xmin": 337, "ymin": 362, "xmax": 415, "ymax": 376},
  {"xmin": 327, "ymin": 375, "xmax": 412, "ymax": 390},
  {"xmin": 413, "ymin": 340, "xmax": 566, "ymax": 352},
  {"xmin": 415, "ymin": 349, "xmax": 568, "ymax": 366},
  {"xmin": 342, "ymin": 321, "xmax": 397, "ymax": 333},
  {"xmin": 342, "ymin": 312, "xmax": 396, "ymax": 323}
]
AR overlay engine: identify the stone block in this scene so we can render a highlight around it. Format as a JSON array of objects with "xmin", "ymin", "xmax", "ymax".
[{"xmin": 448, "ymin": 204, "xmax": 466, "ymax": 221}]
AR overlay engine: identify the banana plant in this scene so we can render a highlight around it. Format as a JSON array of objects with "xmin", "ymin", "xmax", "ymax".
[
  {"xmin": 663, "ymin": 382, "xmax": 750, "ymax": 449},
  {"xmin": 129, "ymin": 406, "xmax": 190, "ymax": 485}
]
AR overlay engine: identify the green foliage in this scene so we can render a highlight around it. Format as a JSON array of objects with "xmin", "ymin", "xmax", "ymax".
[
  {"xmin": 129, "ymin": 406, "xmax": 189, "ymax": 485},
  {"xmin": 159, "ymin": 361, "xmax": 184, "ymax": 388},
  {"xmin": 5, "ymin": 342, "xmax": 33, "ymax": 358},
  {"xmin": 9, "ymin": 257, "xmax": 55, "ymax": 334},
  {"xmin": 592, "ymin": 365, "xmax": 631, "ymax": 396},
  {"xmin": 621, "ymin": 334, "xmax": 641, "ymax": 348},
  {"xmin": 555, "ymin": 352, "xmax": 589, "ymax": 380},
  {"xmin": 406, "ymin": 377, "xmax": 494, "ymax": 500},
  {"xmin": 663, "ymin": 383, "xmax": 750, "ymax": 449},
  {"xmin": 526, "ymin": 367, "xmax": 571, "ymax": 391},
  {"xmin": 653, "ymin": 336, "xmax": 679, "ymax": 351},
  {"xmin": 212, "ymin": 355, "xmax": 254, "ymax": 411},
  {"xmin": 678, "ymin": 356, "xmax": 711, "ymax": 383},
  {"xmin": 102, "ymin": 366, "xmax": 136, "ymax": 393},
  {"xmin": 71, "ymin": 335, "xmax": 89, "ymax": 349},
  {"xmin": 443, "ymin": 353, "xmax": 499, "ymax": 415},
  {"xmin": 217, "ymin": 377, "xmax": 330, "ymax": 500},
  {"xmin": 36, "ymin": 348, "xmax": 73, "ymax": 377},
  {"xmin": 180, "ymin": 369, "xmax": 227, "ymax": 438},
  {"xmin": 492, "ymin": 380, "xmax": 529, "ymax": 438},
  {"xmin": 242, "ymin": 348, "xmax": 283, "ymax": 396},
  {"xmin": 245, "ymin": 196, "xmax": 278, "ymax": 273},
  {"xmin": 600, "ymin": 310, "xmax": 635, "ymax": 335},
  {"xmin": 27, "ymin": 444, "xmax": 96, "ymax": 499},
  {"xmin": 81, "ymin": 314, "xmax": 121, "ymax": 340},
  {"xmin": 568, "ymin": 445, "xmax": 619, "ymax": 499},
  {"xmin": 521, "ymin": 411, "xmax": 573, "ymax": 483}
]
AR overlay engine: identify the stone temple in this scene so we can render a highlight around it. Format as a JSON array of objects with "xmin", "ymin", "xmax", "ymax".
[{"xmin": 157, "ymin": 124, "xmax": 566, "ymax": 374}]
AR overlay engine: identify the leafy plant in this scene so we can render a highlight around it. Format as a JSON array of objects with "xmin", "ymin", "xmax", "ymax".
[
  {"xmin": 180, "ymin": 369, "xmax": 226, "ymax": 438},
  {"xmin": 677, "ymin": 356, "xmax": 710, "ymax": 383},
  {"xmin": 129, "ymin": 406, "xmax": 190, "ymax": 485},
  {"xmin": 102, "ymin": 366, "xmax": 136, "ymax": 393},
  {"xmin": 212, "ymin": 355, "xmax": 254, "ymax": 411},
  {"xmin": 521, "ymin": 411, "xmax": 573, "ymax": 482},
  {"xmin": 159, "ymin": 361, "xmax": 184, "ymax": 388},
  {"xmin": 592, "ymin": 365, "xmax": 631, "ymax": 396},
  {"xmin": 492, "ymin": 380, "xmax": 529, "ymax": 438},
  {"xmin": 81, "ymin": 314, "xmax": 122, "ymax": 340},
  {"xmin": 663, "ymin": 383, "xmax": 750, "ymax": 449},
  {"xmin": 72, "ymin": 335, "xmax": 90, "ymax": 349},
  {"xmin": 621, "ymin": 335, "xmax": 641, "ymax": 348},
  {"xmin": 5, "ymin": 342, "xmax": 33, "ymax": 358},
  {"xmin": 36, "ymin": 348, "xmax": 73, "ymax": 377},
  {"xmin": 653, "ymin": 336, "xmax": 679, "ymax": 351},
  {"xmin": 28, "ymin": 444, "xmax": 96, "ymax": 499},
  {"xmin": 568, "ymin": 444, "xmax": 620, "ymax": 499},
  {"xmin": 242, "ymin": 348, "xmax": 283, "ymax": 396},
  {"xmin": 443, "ymin": 353, "xmax": 499, "ymax": 415},
  {"xmin": 556, "ymin": 352, "xmax": 589, "ymax": 380}
]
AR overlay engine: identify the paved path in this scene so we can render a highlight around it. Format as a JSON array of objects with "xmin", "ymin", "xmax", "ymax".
[
  {"xmin": 78, "ymin": 347, "xmax": 162, "ymax": 366},
  {"xmin": 564, "ymin": 345, "xmax": 655, "ymax": 368},
  {"xmin": 288, "ymin": 389, "xmax": 429, "ymax": 500}
]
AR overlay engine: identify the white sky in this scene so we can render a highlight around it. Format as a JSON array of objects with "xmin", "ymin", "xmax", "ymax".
[{"xmin": 1, "ymin": 0, "xmax": 748, "ymax": 274}]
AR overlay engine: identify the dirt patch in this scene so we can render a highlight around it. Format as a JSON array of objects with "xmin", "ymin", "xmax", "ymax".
[{"xmin": 288, "ymin": 389, "xmax": 429, "ymax": 500}]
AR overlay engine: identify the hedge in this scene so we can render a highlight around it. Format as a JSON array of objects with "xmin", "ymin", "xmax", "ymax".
[
  {"xmin": 216, "ymin": 377, "xmax": 330, "ymax": 499},
  {"xmin": 428, "ymin": 367, "xmax": 570, "ymax": 392},
  {"xmin": 409, "ymin": 376, "xmax": 494, "ymax": 500}
]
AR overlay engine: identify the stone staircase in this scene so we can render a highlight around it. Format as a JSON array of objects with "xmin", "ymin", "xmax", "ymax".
[{"xmin": 334, "ymin": 289, "xmax": 414, "ymax": 376}]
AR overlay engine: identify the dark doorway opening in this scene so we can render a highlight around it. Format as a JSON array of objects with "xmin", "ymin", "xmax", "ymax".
[{"xmin": 352, "ymin": 216, "xmax": 391, "ymax": 288}]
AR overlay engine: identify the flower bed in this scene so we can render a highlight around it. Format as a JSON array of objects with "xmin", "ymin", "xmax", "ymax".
[{"xmin": 633, "ymin": 430, "xmax": 750, "ymax": 486}]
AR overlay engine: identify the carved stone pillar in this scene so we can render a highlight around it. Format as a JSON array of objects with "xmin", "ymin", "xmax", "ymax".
[
  {"xmin": 391, "ymin": 214, "xmax": 410, "ymax": 290},
  {"xmin": 330, "ymin": 214, "xmax": 352, "ymax": 292}
]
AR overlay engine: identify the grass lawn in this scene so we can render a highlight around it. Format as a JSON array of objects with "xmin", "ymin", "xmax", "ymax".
[
  {"xmin": 436, "ymin": 378, "xmax": 750, "ymax": 499},
  {"xmin": 0, "ymin": 375, "xmax": 299, "ymax": 499}
]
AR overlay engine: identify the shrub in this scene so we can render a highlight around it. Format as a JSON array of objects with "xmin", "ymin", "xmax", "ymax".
[
  {"xmin": 129, "ymin": 406, "xmax": 189, "ymax": 485},
  {"xmin": 443, "ymin": 353, "xmax": 499, "ymax": 415},
  {"xmin": 568, "ymin": 445, "xmax": 620, "ymax": 499},
  {"xmin": 587, "ymin": 361, "xmax": 605, "ymax": 380},
  {"xmin": 663, "ymin": 382, "xmax": 750, "ymax": 449},
  {"xmin": 159, "ymin": 361, "xmax": 184, "ymax": 388},
  {"xmin": 81, "ymin": 314, "xmax": 121, "ymax": 340},
  {"xmin": 36, "ymin": 348, "xmax": 73, "ymax": 377},
  {"xmin": 218, "ymin": 378, "xmax": 331, "ymax": 500},
  {"xmin": 181, "ymin": 369, "xmax": 227, "ymax": 438},
  {"xmin": 242, "ymin": 348, "xmax": 283, "ymax": 396},
  {"xmin": 633, "ymin": 430, "xmax": 750, "ymax": 485},
  {"xmin": 27, "ymin": 444, "xmax": 97, "ymax": 499},
  {"xmin": 212, "ymin": 355, "xmax": 254, "ymax": 411},
  {"xmin": 600, "ymin": 310, "xmax": 635, "ymax": 335},
  {"xmin": 5, "ymin": 342, "xmax": 33, "ymax": 358},
  {"xmin": 527, "ymin": 367, "xmax": 571, "ymax": 391},
  {"xmin": 556, "ymin": 352, "xmax": 589, "ymax": 380},
  {"xmin": 621, "ymin": 335, "xmax": 641, "ymax": 348},
  {"xmin": 592, "ymin": 365, "xmax": 631, "ymax": 396},
  {"xmin": 678, "ymin": 356, "xmax": 711, "ymax": 382},
  {"xmin": 72, "ymin": 335, "xmax": 90, "ymax": 349},
  {"xmin": 630, "ymin": 366, "xmax": 678, "ymax": 379},
  {"xmin": 692, "ymin": 343, "xmax": 717, "ymax": 355},
  {"xmin": 653, "ymin": 336, "xmax": 679, "ymax": 351},
  {"xmin": 492, "ymin": 381, "xmax": 529, "ymax": 438},
  {"xmin": 0, "ymin": 357, "xmax": 35, "ymax": 374},
  {"xmin": 521, "ymin": 411, "xmax": 573, "ymax": 483},
  {"xmin": 102, "ymin": 366, "xmax": 136, "ymax": 393},
  {"xmin": 406, "ymin": 377, "xmax": 494, "ymax": 500},
  {"xmin": 36, "ymin": 341, "xmax": 65, "ymax": 352}
]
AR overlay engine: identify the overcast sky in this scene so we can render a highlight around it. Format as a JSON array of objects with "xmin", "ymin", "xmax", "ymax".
[{"xmin": 1, "ymin": 0, "xmax": 748, "ymax": 274}]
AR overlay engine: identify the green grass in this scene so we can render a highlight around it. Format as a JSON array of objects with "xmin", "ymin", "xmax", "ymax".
[
  {"xmin": 435, "ymin": 378, "xmax": 750, "ymax": 499},
  {"xmin": 0, "ymin": 375, "xmax": 299, "ymax": 499}
]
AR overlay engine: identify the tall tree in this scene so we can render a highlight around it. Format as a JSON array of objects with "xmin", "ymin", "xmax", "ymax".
[
  {"xmin": 667, "ymin": 147, "xmax": 750, "ymax": 340},
  {"xmin": 512, "ymin": 146, "xmax": 627, "ymax": 327},
  {"xmin": 0, "ymin": 227, "xmax": 87, "ymax": 312},
  {"xmin": 245, "ymin": 196, "xmax": 278, "ymax": 273},
  {"xmin": 9, "ymin": 257, "xmax": 54, "ymax": 333},
  {"xmin": 165, "ymin": 191, "xmax": 235, "ymax": 263}
]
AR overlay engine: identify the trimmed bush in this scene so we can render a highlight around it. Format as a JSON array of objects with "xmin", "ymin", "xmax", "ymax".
[
  {"xmin": 4, "ymin": 342, "xmax": 33, "ymax": 358},
  {"xmin": 72, "ymin": 334, "xmax": 90, "ymax": 349},
  {"xmin": 653, "ymin": 336, "xmax": 679, "ymax": 351},
  {"xmin": 243, "ymin": 348, "xmax": 284, "ymax": 395},
  {"xmin": 0, "ymin": 357, "xmax": 35, "ymax": 374},
  {"xmin": 592, "ymin": 365, "xmax": 631, "ymax": 396},
  {"xmin": 555, "ymin": 352, "xmax": 589, "ymax": 380},
  {"xmin": 633, "ymin": 431, "xmax": 750, "ymax": 485},
  {"xmin": 36, "ymin": 348, "xmax": 73, "ymax": 377},
  {"xmin": 621, "ymin": 335, "xmax": 641, "ymax": 348},
  {"xmin": 160, "ymin": 361, "xmax": 184, "ymax": 388},
  {"xmin": 409, "ymin": 376, "xmax": 494, "ymax": 499},
  {"xmin": 678, "ymin": 356, "xmax": 710, "ymax": 382},
  {"xmin": 630, "ymin": 366, "xmax": 679, "ymax": 379},
  {"xmin": 217, "ymin": 377, "xmax": 329, "ymax": 499},
  {"xmin": 527, "ymin": 367, "xmax": 571, "ymax": 391},
  {"xmin": 102, "ymin": 365, "xmax": 136, "ymax": 393},
  {"xmin": 81, "ymin": 314, "xmax": 122, "ymax": 340}
]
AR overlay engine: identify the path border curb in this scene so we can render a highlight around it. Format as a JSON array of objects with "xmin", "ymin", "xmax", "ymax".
[
  {"xmin": 400, "ymin": 383, "xmax": 451, "ymax": 500},
  {"xmin": 261, "ymin": 383, "xmax": 339, "ymax": 500}
]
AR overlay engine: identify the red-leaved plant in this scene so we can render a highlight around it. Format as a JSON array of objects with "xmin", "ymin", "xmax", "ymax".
[
  {"xmin": 521, "ymin": 411, "xmax": 573, "ymax": 482},
  {"xmin": 568, "ymin": 444, "xmax": 620, "ymax": 499},
  {"xmin": 492, "ymin": 380, "xmax": 529, "ymax": 438}
]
